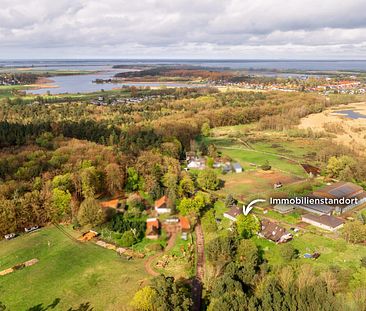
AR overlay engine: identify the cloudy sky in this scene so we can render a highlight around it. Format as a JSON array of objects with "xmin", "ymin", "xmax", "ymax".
[{"xmin": 1, "ymin": 0, "xmax": 366, "ymax": 59}]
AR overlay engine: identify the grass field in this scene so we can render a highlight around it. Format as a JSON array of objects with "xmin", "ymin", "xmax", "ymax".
[
  {"xmin": 205, "ymin": 124, "xmax": 321, "ymax": 177},
  {"xmin": 252, "ymin": 232, "xmax": 366, "ymax": 280},
  {"xmin": 0, "ymin": 226, "xmax": 149, "ymax": 311},
  {"xmin": 218, "ymin": 148, "xmax": 307, "ymax": 176},
  {"xmin": 217, "ymin": 169, "xmax": 303, "ymax": 200}
]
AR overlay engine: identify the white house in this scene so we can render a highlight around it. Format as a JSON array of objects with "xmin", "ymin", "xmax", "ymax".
[{"xmin": 154, "ymin": 195, "xmax": 171, "ymax": 214}]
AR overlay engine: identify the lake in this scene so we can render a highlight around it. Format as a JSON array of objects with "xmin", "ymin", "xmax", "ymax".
[{"xmin": 2, "ymin": 59, "xmax": 366, "ymax": 94}]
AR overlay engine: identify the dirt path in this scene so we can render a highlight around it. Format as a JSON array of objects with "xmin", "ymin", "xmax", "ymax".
[
  {"xmin": 192, "ymin": 222, "xmax": 205, "ymax": 311},
  {"xmin": 144, "ymin": 232, "xmax": 177, "ymax": 277}
]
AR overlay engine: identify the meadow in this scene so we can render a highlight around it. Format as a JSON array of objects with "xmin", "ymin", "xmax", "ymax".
[{"xmin": 0, "ymin": 226, "xmax": 149, "ymax": 311}]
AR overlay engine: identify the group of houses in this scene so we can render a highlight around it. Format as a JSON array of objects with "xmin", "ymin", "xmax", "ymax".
[
  {"xmin": 185, "ymin": 152, "xmax": 243, "ymax": 173},
  {"xmin": 98, "ymin": 194, "xmax": 191, "ymax": 241},
  {"xmin": 273, "ymin": 181, "xmax": 366, "ymax": 216},
  {"xmin": 151, "ymin": 195, "xmax": 191, "ymax": 240},
  {"xmin": 274, "ymin": 181, "xmax": 366, "ymax": 231},
  {"xmin": 223, "ymin": 205, "xmax": 293, "ymax": 244}
]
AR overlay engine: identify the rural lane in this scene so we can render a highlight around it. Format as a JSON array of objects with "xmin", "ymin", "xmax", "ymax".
[
  {"xmin": 144, "ymin": 232, "xmax": 177, "ymax": 276},
  {"xmin": 192, "ymin": 222, "xmax": 205, "ymax": 311}
]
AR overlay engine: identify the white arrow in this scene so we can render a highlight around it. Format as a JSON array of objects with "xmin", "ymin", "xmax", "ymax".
[{"xmin": 243, "ymin": 199, "xmax": 266, "ymax": 216}]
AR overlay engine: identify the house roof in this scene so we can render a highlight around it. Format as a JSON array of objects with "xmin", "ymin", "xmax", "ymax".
[
  {"xmin": 301, "ymin": 164, "xmax": 321, "ymax": 176},
  {"xmin": 146, "ymin": 218, "xmax": 160, "ymax": 229},
  {"xmin": 224, "ymin": 205, "xmax": 242, "ymax": 218},
  {"xmin": 302, "ymin": 214, "xmax": 344, "ymax": 228},
  {"xmin": 155, "ymin": 195, "xmax": 169, "ymax": 208},
  {"xmin": 314, "ymin": 182, "xmax": 364, "ymax": 199},
  {"xmin": 146, "ymin": 218, "xmax": 160, "ymax": 236},
  {"xmin": 297, "ymin": 198, "xmax": 334, "ymax": 215},
  {"xmin": 100, "ymin": 199, "xmax": 119, "ymax": 209},
  {"xmin": 260, "ymin": 219, "xmax": 289, "ymax": 242},
  {"xmin": 232, "ymin": 163, "xmax": 242, "ymax": 170},
  {"xmin": 146, "ymin": 226, "xmax": 159, "ymax": 236},
  {"xmin": 179, "ymin": 216, "xmax": 191, "ymax": 230}
]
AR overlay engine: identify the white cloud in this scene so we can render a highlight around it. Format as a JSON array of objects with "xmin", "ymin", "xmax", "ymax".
[{"xmin": 1, "ymin": 0, "xmax": 366, "ymax": 58}]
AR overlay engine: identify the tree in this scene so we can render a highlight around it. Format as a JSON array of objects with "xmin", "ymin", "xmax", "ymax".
[
  {"xmin": 236, "ymin": 239, "xmax": 259, "ymax": 268},
  {"xmin": 224, "ymin": 194, "xmax": 237, "ymax": 208},
  {"xmin": 120, "ymin": 230, "xmax": 137, "ymax": 247},
  {"xmin": 206, "ymin": 157, "xmax": 214, "ymax": 168},
  {"xmin": 52, "ymin": 173, "xmax": 74, "ymax": 192},
  {"xmin": 197, "ymin": 169, "xmax": 220, "ymax": 191},
  {"xmin": 202, "ymin": 209, "xmax": 217, "ymax": 232},
  {"xmin": 235, "ymin": 214, "xmax": 260, "ymax": 239},
  {"xmin": 52, "ymin": 188, "xmax": 72, "ymax": 218},
  {"xmin": 235, "ymin": 239, "xmax": 260, "ymax": 284},
  {"xmin": 150, "ymin": 276, "xmax": 193, "ymax": 310},
  {"xmin": 207, "ymin": 144, "xmax": 218, "ymax": 158},
  {"xmin": 201, "ymin": 122, "xmax": 210, "ymax": 136},
  {"xmin": 279, "ymin": 243, "xmax": 299, "ymax": 261},
  {"xmin": 0, "ymin": 301, "xmax": 7, "ymax": 311},
  {"xmin": 325, "ymin": 156, "xmax": 357, "ymax": 180},
  {"xmin": 177, "ymin": 174, "xmax": 195, "ymax": 198},
  {"xmin": 80, "ymin": 166, "xmax": 100, "ymax": 198},
  {"xmin": 125, "ymin": 167, "xmax": 141, "ymax": 192},
  {"xmin": 35, "ymin": 132, "xmax": 54, "ymax": 149},
  {"xmin": 162, "ymin": 171, "xmax": 179, "ymax": 204},
  {"xmin": 177, "ymin": 192, "xmax": 209, "ymax": 217},
  {"xmin": 361, "ymin": 256, "xmax": 366, "ymax": 268},
  {"xmin": 77, "ymin": 197, "xmax": 104, "ymax": 227},
  {"xmin": 207, "ymin": 236, "xmax": 237, "ymax": 277},
  {"xmin": 130, "ymin": 286, "xmax": 157, "ymax": 311},
  {"xmin": 0, "ymin": 198, "xmax": 17, "ymax": 236},
  {"xmin": 343, "ymin": 220, "xmax": 366, "ymax": 243},
  {"xmin": 105, "ymin": 163, "xmax": 124, "ymax": 195}
]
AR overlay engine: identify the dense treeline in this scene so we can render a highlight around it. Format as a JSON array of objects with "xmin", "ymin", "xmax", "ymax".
[{"xmin": 203, "ymin": 236, "xmax": 364, "ymax": 311}]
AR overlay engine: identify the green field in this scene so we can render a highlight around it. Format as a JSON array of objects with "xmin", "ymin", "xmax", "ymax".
[
  {"xmin": 0, "ymin": 227, "xmax": 149, "ymax": 310},
  {"xmin": 205, "ymin": 124, "xmax": 321, "ymax": 177},
  {"xmin": 218, "ymin": 148, "xmax": 306, "ymax": 176},
  {"xmin": 252, "ymin": 232, "xmax": 366, "ymax": 284}
]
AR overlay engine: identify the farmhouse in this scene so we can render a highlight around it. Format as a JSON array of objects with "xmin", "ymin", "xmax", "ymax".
[
  {"xmin": 301, "ymin": 214, "xmax": 344, "ymax": 231},
  {"xmin": 179, "ymin": 216, "xmax": 191, "ymax": 232},
  {"xmin": 223, "ymin": 205, "xmax": 242, "ymax": 221},
  {"xmin": 187, "ymin": 157, "xmax": 206, "ymax": 170},
  {"xmin": 295, "ymin": 199, "xmax": 334, "ymax": 216},
  {"xmin": 146, "ymin": 218, "xmax": 160, "ymax": 239},
  {"xmin": 312, "ymin": 182, "xmax": 366, "ymax": 214},
  {"xmin": 232, "ymin": 162, "xmax": 243, "ymax": 173},
  {"xmin": 259, "ymin": 219, "xmax": 292, "ymax": 243},
  {"xmin": 154, "ymin": 195, "xmax": 171, "ymax": 214},
  {"xmin": 274, "ymin": 204, "xmax": 295, "ymax": 214}
]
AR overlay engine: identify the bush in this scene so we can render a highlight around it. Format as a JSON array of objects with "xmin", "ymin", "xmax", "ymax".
[
  {"xmin": 120, "ymin": 231, "xmax": 137, "ymax": 247},
  {"xmin": 261, "ymin": 160, "xmax": 271, "ymax": 171},
  {"xmin": 146, "ymin": 243, "xmax": 163, "ymax": 252},
  {"xmin": 279, "ymin": 243, "xmax": 299, "ymax": 261}
]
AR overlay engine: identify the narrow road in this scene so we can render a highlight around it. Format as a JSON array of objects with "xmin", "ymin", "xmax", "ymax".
[
  {"xmin": 192, "ymin": 222, "xmax": 205, "ymax": 311},
  {"xmin": 144, "ymin": 232, "xmax": 177, "ymax": 276}
]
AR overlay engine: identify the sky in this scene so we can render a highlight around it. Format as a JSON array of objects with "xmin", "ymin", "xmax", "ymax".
[{"xmin": 1, "ymin": 0, "xmax": 366, "ymax": 59}]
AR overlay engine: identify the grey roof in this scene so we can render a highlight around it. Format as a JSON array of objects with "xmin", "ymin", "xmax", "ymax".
[
  {"xmin": 232, "ymin": 163, "xmax": 242, "ymax": 170},
  {"xmin": 297, "ymin": 203, "xmax": 334, "ymax": 215},
  {"xmin": 314, "ymin": 182, "xmax": 363, "ymax": 199}
]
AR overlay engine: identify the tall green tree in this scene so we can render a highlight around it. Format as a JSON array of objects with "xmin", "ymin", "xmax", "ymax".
[{"xmin": 77, "ymin": 197, "xmax": 104, "ymax": 227}]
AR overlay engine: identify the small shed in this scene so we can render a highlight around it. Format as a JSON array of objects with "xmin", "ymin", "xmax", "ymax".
[{"xmin": 232, "ymin": 163, "xmax": 243, "ymax": 173}]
